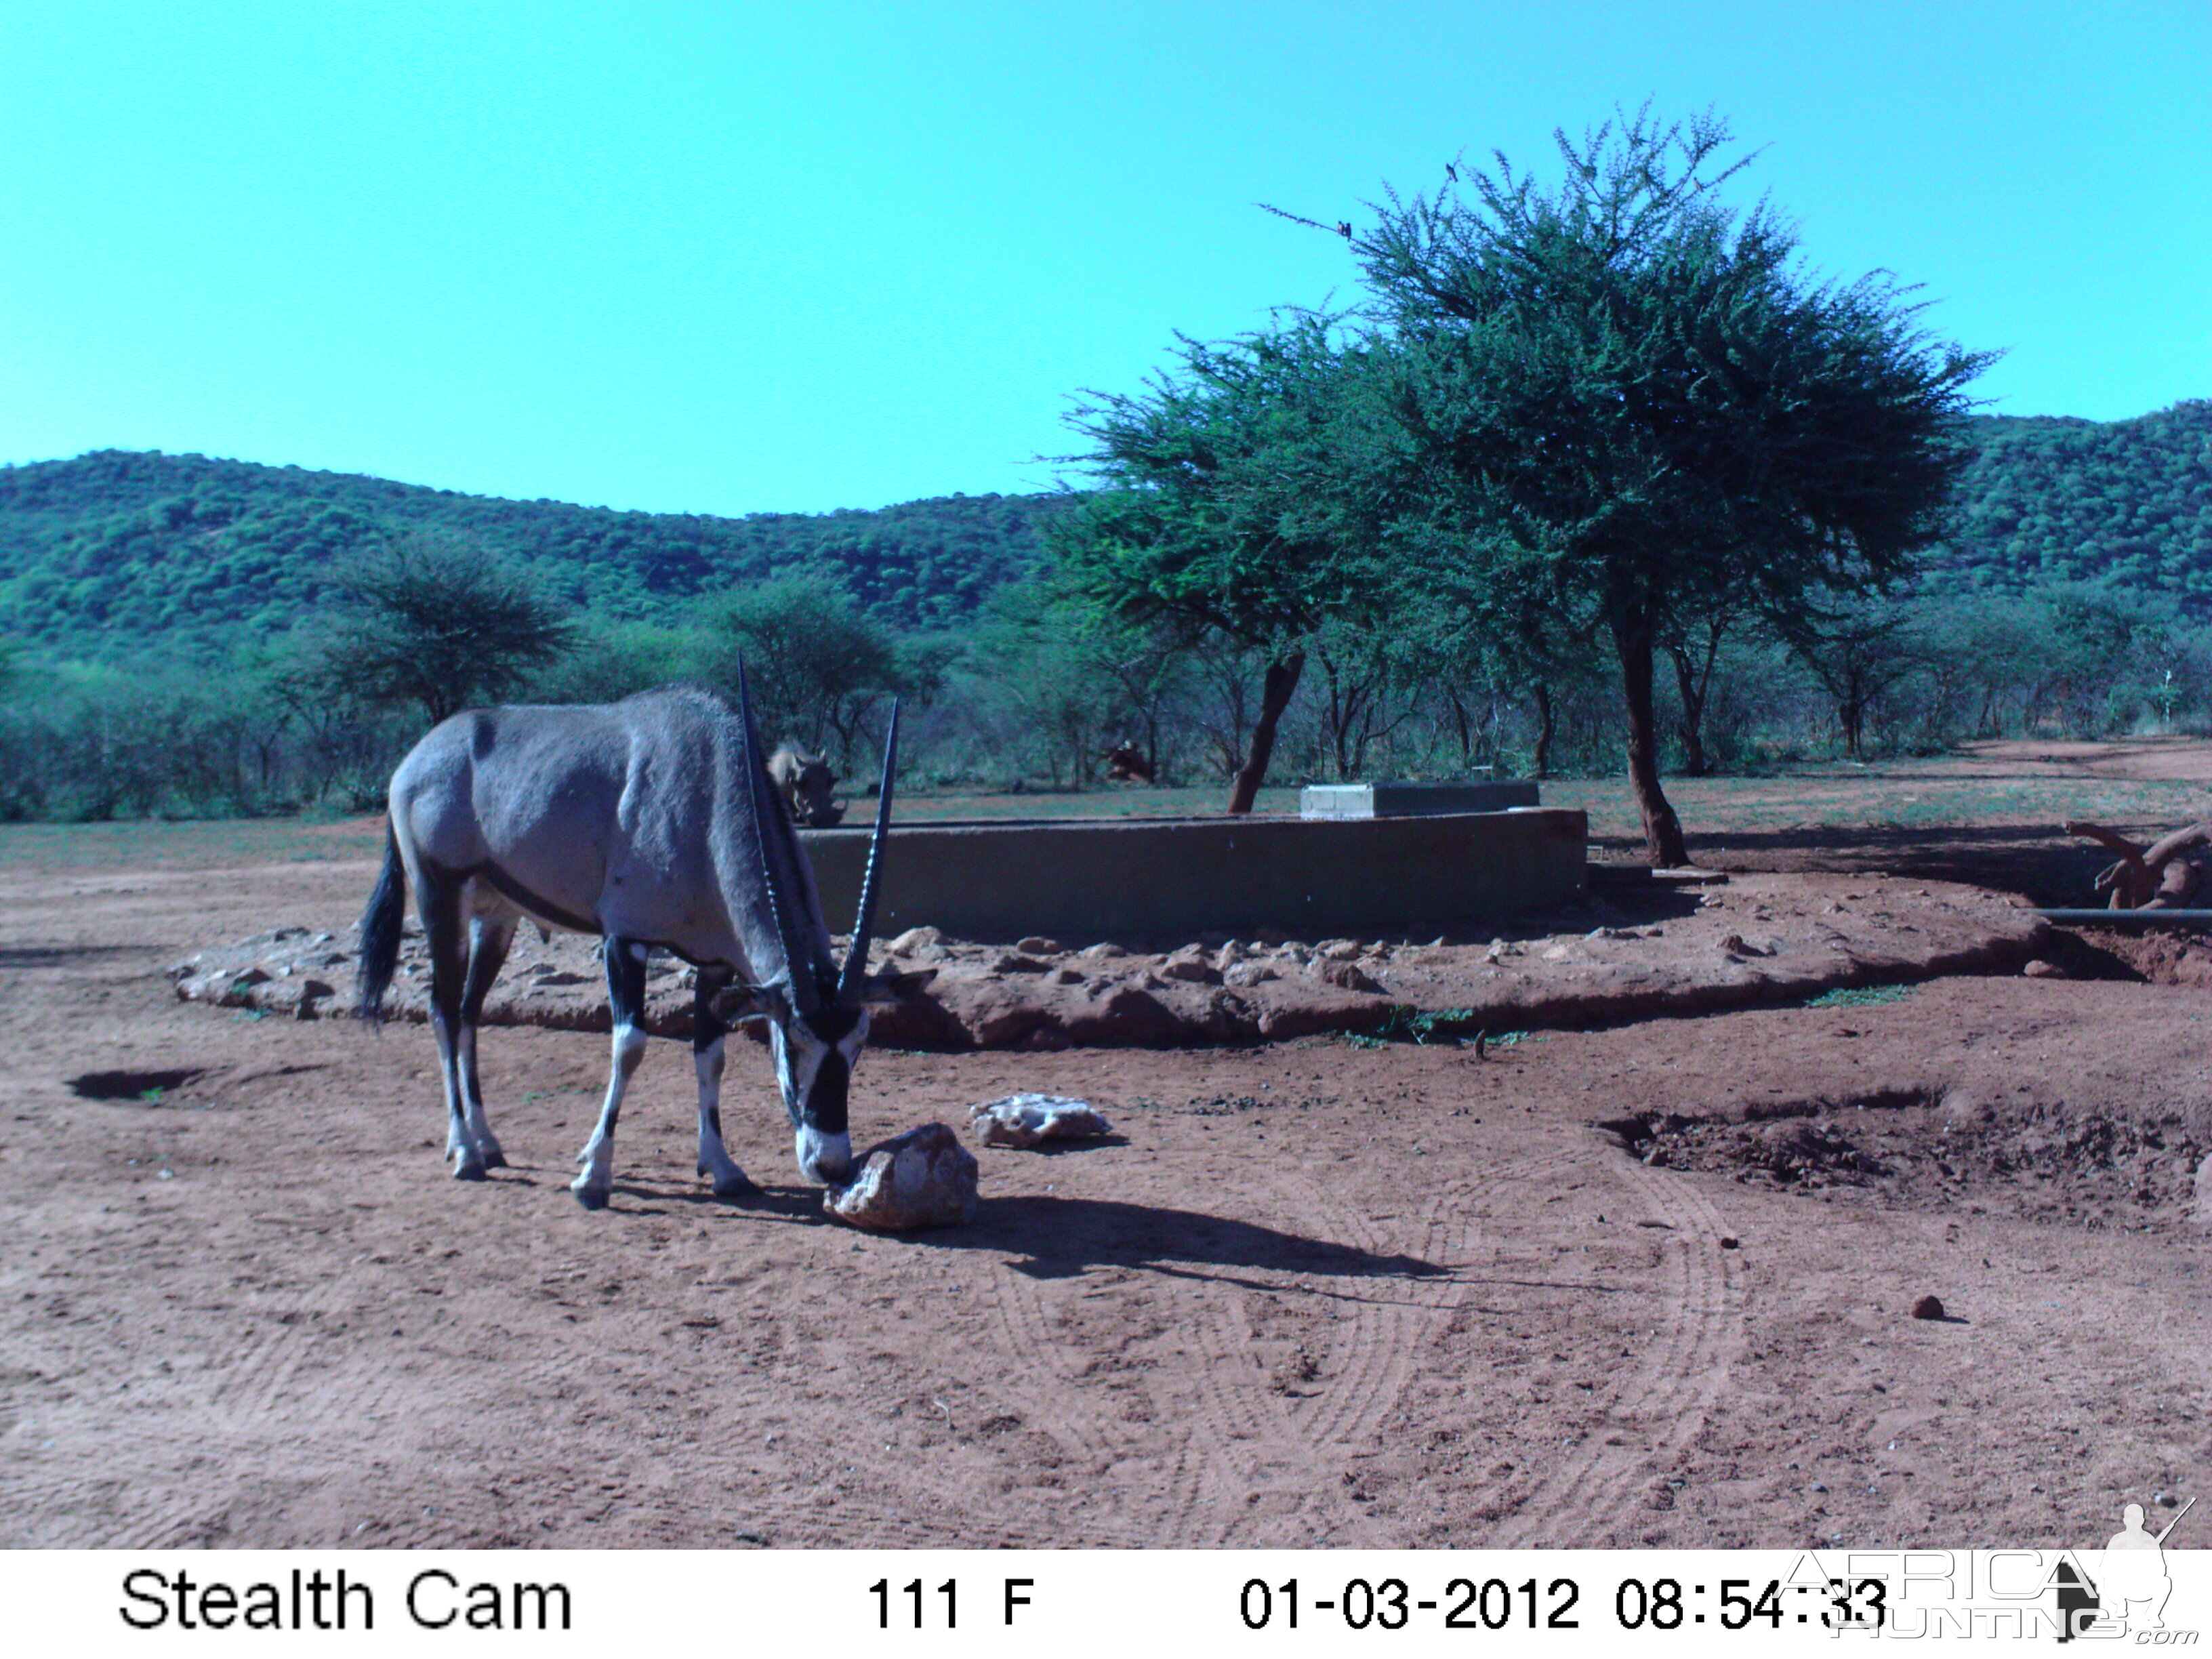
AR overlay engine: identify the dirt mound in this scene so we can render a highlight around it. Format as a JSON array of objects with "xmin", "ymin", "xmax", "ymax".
[
  {"xmin": 169, "ymin": 872, "xmax": 2053, "ymax": 1049},
  {"xmin": 2036, "ymin": 924, "xmax": 2212, "ymax": 988}
]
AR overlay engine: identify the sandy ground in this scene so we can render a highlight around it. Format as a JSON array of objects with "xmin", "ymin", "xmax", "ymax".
[{"xmin": 5, "ymin": 758, "xmax": 2211, "ymax": 1550}]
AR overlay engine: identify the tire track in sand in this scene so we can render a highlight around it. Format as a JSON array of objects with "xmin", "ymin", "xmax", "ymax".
[
  {"xmin": 980, "ymin": 1262, "xmax": 1209, "ymax": 1548},
  {"xmin": 38, "ymin": 1267, "xmax": 423, "ymax": 1547},
  {"xmin": 981, "ymin": 1145, "xmax": 1570, "ymax": 1547},
  {"xmin": 1483, "ymin": 1147, "xmax": 1745, "ymax": 1546}
]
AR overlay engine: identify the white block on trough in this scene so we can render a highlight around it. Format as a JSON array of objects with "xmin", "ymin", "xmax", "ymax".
[{"xmin": 1300, "ymin": 779, "xmax": 1540, "ymax": 819}]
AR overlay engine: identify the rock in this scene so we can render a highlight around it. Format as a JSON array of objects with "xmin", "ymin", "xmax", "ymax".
[
  {"xmin": 1015, "ymin": 935, "xmax": 1064, "ymax": 956},
  {"xmin": 1160, "ymin": 947, "xmax": 1222, "ymax": 985},
  {"xmin": 886, "ymin": 926, "xmax": 943, "ymax": 954},
  {"xmin": 823, "ymin": 1124, "xmax": 979, "ymax": 1231},
  {"xmin": 1223, "ymin": 961, "xmax": 1279, "ymax": 987},
  {"xmin": 2021, "ymin": 958, "xmax": 2065, "ymax": 979},
  {"xmin": 1076, "ymin": 941, "xmax": 1128, "ymax": 960},
  {"xmin": 1061, "ymin": 983, "xmax": 1183, "ymax": 1045},
  {"xmin": 969, "ymin": 1094, "xmax": 1113, "ymax": 1148},
  {"xmin": 1317, "ymin": 939, "xmax": 1364, "ymax": 962},
  {"xmin": 1315, "ymin": 960, "xmax": 1385, "ymax": 994},
  {"xmin": 990, "ymin": 954, "xmax": 1051, "ymax": 975},
  {"xmin": 1910, "ymin": 1294, "xmax": 1946, "ymax": 1321}
]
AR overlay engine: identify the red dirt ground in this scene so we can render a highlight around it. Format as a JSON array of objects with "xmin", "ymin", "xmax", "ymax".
[{"xmin": 3, "ymin": 745, "xmax": 2209, "ymax": 1550}]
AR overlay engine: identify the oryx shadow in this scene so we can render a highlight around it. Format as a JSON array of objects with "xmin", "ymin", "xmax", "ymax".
[
  {"xmin": 568, "ymin": 1181, "xmax": 1620, "ymax": 1309},
  {"xmin": 925, "ymin": 1193, "xmax": 1452, "ymax": 1297},
  {"xmin": 646, "ymin": 1180, "xmax": 1450, "ymax": 1294}
]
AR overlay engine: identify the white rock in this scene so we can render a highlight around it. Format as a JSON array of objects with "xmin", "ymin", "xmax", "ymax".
[{"xmin": 968, "ymin": 1094, "xmax": 1113, "ymax": 1149}]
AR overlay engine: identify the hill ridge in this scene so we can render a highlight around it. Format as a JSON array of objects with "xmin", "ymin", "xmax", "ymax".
[{"xmin": 3, "ymin": 400, "xmax": 2206, "ymax": 661}]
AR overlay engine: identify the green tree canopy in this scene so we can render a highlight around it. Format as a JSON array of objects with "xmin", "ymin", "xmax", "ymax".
[
  {"xmin": 692, "ymin": 569, "xmax": 911, "ymax": 762},
  {"xmin": 1345, "ymin": 105, "xmax": 1992, "ymax": 862},
  {"xmin": 1051, "ymin": 314, "xmax": 1403, "ymax": 811},
  {"xmin": 310, "ymin": 532, "xmax": 577, "ymax": 728}
]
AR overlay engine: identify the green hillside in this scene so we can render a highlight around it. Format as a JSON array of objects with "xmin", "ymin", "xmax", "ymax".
[
  {"xmin": 1927, "ymin": 400, "xmax": 2212, "ymax": 598},
  {"xmin": 1, "ymin": 400, "xmax": 2207, "ymax": 664},
  {"xmin": 0, "ymin": 449, "xmax": 1067, "ymax": 660}
]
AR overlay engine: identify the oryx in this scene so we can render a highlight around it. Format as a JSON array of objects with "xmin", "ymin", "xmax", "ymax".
[{"xmin": 356, "ymin": 677, "xmax": 930, "ymax": 1208}]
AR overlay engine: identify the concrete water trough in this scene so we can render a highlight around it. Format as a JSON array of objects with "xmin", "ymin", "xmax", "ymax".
[{"xmin": 801, "ymin": 804, "xmax": 1586, "ymax": 942}]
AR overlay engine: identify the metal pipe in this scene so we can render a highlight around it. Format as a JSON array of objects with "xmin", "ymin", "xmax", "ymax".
[{"xmin": 2035, "ymin": 908, "xmax": 2212, "ymax": 928}]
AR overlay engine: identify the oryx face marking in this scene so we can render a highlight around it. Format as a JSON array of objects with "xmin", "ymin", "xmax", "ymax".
[{"xmin": 768, "ymin": 1004, "xmax": 867, "ymax": 1185}]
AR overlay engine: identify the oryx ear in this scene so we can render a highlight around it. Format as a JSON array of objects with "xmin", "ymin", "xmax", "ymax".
[
  {"xmin": 710, "ymin": 983, "xmax": 789, "ymax": 1025},
  {"xmin": 861, "ymin": 967, "xmax": 937, "ymax": 1004}
]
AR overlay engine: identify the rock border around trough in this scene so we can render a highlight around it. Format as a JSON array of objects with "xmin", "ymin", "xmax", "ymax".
[{"xmin": 169, "ymin": 873, "xmax": 2053, "ymax": 1050}]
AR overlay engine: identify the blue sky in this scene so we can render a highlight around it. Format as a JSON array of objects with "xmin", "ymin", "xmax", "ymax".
[{"xmin": 1, "ymin": 1, "xmax": 2205, "ymax": 516}]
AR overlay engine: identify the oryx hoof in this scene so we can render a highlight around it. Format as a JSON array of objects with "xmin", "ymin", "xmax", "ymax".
[
  {"xmin": 571, "ymin": 1180, "xmax": 611, "ymax": 1211},
  {"xmin": 452, "ymin": 1155, "xmax": 487, "ymax": 1182},
  {"xmin": 712, "ymin": 1171, "xmax": 757, "ymax": 1200},
  {"xmin": 480, "ymin": 1148, "xmax": 509, "ymax": 1170}
]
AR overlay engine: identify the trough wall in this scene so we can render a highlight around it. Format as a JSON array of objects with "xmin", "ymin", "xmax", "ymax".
[{"xmin": 800, "ymin": 808, "xmax": 1586, "ymax": 941}]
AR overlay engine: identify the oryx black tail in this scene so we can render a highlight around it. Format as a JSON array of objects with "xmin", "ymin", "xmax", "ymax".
[{"xmin": 358, "ymin": 822, "xmax": 407, "ymax": 1024}]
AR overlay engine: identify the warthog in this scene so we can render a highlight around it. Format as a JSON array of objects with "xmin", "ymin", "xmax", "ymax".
[
  {"xmin": 1103, "ymin": 741, "xmax": 1154, "ymax": 783},
  {"xmin": 769, "ymin": 744, "xmax": 846, "ymax": 827}
]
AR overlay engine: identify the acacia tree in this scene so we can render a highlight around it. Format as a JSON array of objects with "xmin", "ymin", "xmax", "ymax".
[
  {"xmin": 315, "ymin": 532, "xmax": 576, "ymax": 728},
  {"xmin": 1337, "ymin": 106, "xmax": 1990, "ymax": 863},
  {"xmin": 693, "ymin": 569, "xmax": 911, "ymax": 762},
  {"xmin": 1778, "ymin": 593, "xmax": 1927, "ymax": 758},
  {"xmin": 1052, "ymin": 315, "xmax": 1399, "ymax": 813}
]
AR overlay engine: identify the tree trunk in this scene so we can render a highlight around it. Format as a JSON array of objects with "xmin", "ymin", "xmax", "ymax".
[
  {"xmin": 1227, "ymin": 652, "xmax": 1305, "ymax": 815},
  {"xmin": 1613, "ymin": 613, "xmax": 1689, "ymax": 867},
  {"xmin": 1531, "ymin": 682, "xmax": 1555, "ymax": 780},
  {"xmin": 1839, "ymin": 668, "xmax": 1867, "ymax": 760},
  {"xmin": 1665, "ymin": 619, "xmax": 1723, "ymax": 777},
  {"xmin": 1446, "ymin": 689, "xmax": 1473, "ymax": 771}
]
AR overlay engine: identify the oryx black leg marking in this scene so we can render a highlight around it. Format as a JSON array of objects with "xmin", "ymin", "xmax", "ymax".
[
  {"xmin": 572, "ymin": 936, "xmax": 650, "ymax": 1210},
  {"xmin": 457, "ymin": 909, "xmax": 516, "ymax": 1170},
  {"xmin": 417, "ymin": 868, "xmax": 486, "ymax": 1181},
  {"xmin": 691, "ymin": 963, "xmax": 752, "ymax": 1197}
]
